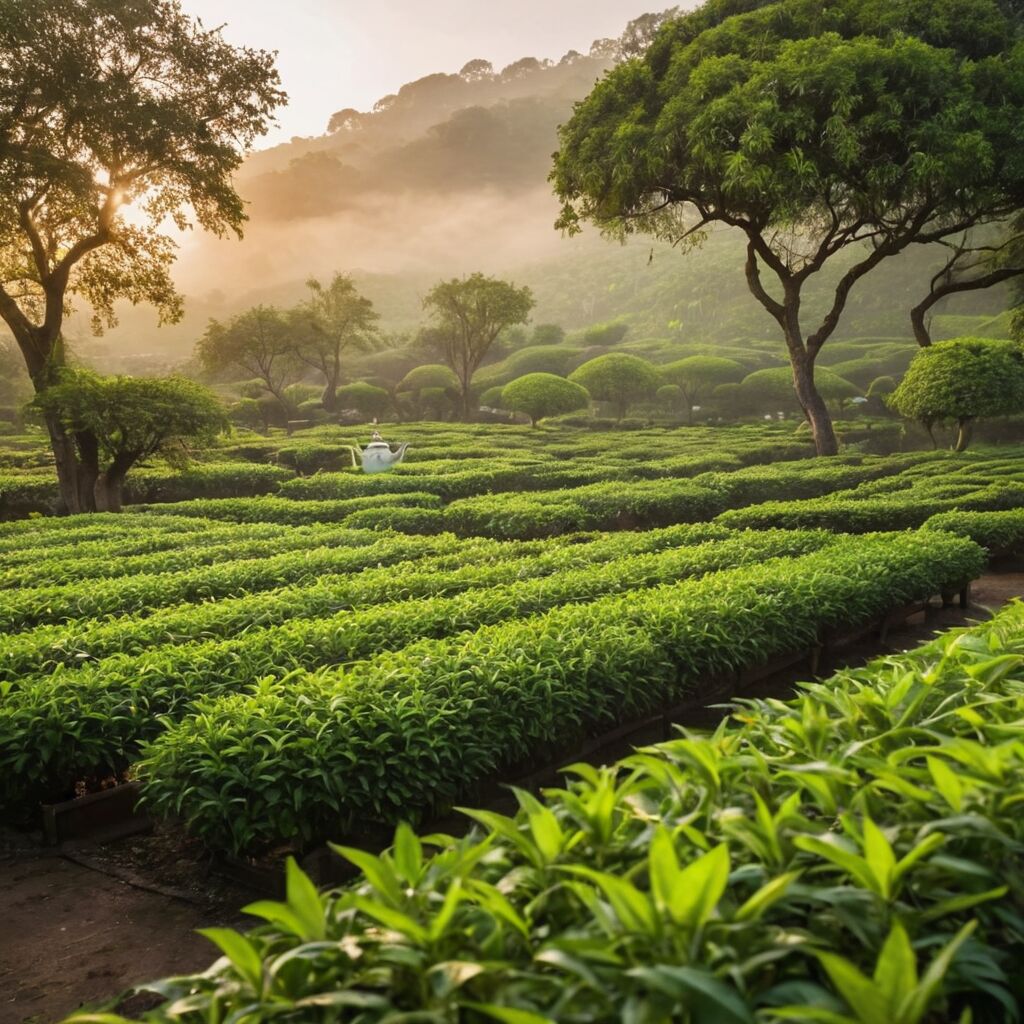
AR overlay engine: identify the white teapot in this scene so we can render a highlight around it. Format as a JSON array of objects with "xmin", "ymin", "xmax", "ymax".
[{"xmin": 354, "ymin": 432, "xmax": 410, "ymax": 473}]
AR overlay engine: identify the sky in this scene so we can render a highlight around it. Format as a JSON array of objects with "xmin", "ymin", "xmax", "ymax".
[{"xmin": 178, "ymin": 0, "xmax": 664, "ymax": 146}]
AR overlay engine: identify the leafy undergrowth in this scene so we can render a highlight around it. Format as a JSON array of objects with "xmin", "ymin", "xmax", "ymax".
[{"xmin": 71, "ymin": 600, "xmax": 1024, "ymax": 1023}]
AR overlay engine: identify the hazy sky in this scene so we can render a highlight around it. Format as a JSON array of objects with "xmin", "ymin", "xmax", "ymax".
[{"xmin": 179, "ymin": 1, "xmax": 665, "ymax": 146}]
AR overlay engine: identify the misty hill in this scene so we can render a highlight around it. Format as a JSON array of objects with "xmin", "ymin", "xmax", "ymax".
[{"xmin": 88, "ymin": 7, "xmax": 1011, "ymax": 374}]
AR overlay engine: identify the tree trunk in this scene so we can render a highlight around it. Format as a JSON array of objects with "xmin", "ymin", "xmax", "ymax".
[
  {"xmin": 93, "ymin": 471, "xmax": 125, "ymax": 512},
  {"xmin": 93, "ymin": 453, "xmax": 135, "ymax": 512},
  {"xmin": 910, "ymin": 302, "xmax": 933, "ymax": 347},
  {"xmin": 954, "ymin": 418, "xmax": 974, "ymax": 452},
  {"xmin": 790, "ymin": 353, "xmax": 839, "ymax": 456},
  {"xmin": 321, "ymin": 371, "xmax": 339, "ymax": 412},
  {"xmin": 459, "ymin": 384, "xmax": 473, "ymax": 422},
  {"xmin": 43, "ymin": 413, "xmax": 100, "ymax": 514}
]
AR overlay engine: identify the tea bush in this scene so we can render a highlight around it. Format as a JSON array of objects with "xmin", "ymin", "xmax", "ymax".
[
  {"xmin": 0, "ymin": 525, "xmax": 732, "ymax": 678},
  {"xmin": 81, "ymin": 599, "xmax": 1024, "ymax": 1024},
  {"xmin": 136, "ymin": 530, "xmax": 982, "ymax": 853},
  {"xmin": 0, "ymin": 530, "xmax": 464, "ymax": 631},
  {"xmin": 0, "ymin": 529, "xmax": 829, "ymax": 809}
]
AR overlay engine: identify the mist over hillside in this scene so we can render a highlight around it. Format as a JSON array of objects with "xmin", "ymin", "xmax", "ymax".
[{"xmin": 84, "ymin": 6, "xmax": 1009, "ymax": 373}]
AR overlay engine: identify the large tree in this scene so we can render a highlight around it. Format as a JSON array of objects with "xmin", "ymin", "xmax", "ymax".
[
  {"xmin": 0, "ymin": 0, "xmax": 283, "ymax": 510},
  {"xmin": 552, "ymin": 0, "xmax": 1024, "ymax": 454},
  {"xmin": 196, "ymin": 306, "xmax": 301, "ymax": 413},
  {"xmin": 292, "ymin": 274, "xmax": 379, "ymax": 411},
  {"xmin": 33, "ymin": 371, "xmax": 227, "ymax": 511},
  {"xmin": 423, "ymin": 273, "xmax": 535, "ymax": 419},
  {"xmin": 888, "ymin": 337, "xmax": 1024, "ymax": 450}
]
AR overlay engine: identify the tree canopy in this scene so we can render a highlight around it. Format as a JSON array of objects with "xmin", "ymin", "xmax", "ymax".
[
  {"xmin": 888, "ymin": 337, "xmax": 1024, "ymax": 449},
  {"xmin": 568, "ymin": 353, "xmax": 660, "ymax": 420},
  {"xmin": 197, "ymin": 307, "xmax": 301, "ymax": 412},
  {"xmin": 291, "ymin": 275, "xmax": 379, "ymax": 411},
  {"xmin": 423, "ymin": 274, "xmax": 535, "ymax": 419},
  {"xmin": 662, "ymin": 355, "xmax": 745, "ymax": 423},
  {"xmin": 500, "ymin": 372, "xmax": 590, "ymax": 426},
  {"xmin": 0, "ymin": 0, "xmax": 283, "ymax": 510},
  {"xmin": 33, "ymin": 371, "xmax": 226, "ymax": 510},
  {"xmin": 552, "ymin": 0, "xmax": 1024, "ymax": 454}
]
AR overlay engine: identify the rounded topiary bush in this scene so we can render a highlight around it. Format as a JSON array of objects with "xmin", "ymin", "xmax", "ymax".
[{"xmin": 500, "ymin": 373, "xmax": 591, "ymax": 426}]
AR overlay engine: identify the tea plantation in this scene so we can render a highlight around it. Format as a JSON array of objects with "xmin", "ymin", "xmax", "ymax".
[{"xmin": 3, "ymin": 423, "xmax": 1024, "ymax": 1021}]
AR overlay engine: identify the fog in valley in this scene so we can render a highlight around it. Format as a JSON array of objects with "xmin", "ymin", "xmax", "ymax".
[{"xmin": 67, "ymin": 6, "xmax": 1010, "ymax": 376}]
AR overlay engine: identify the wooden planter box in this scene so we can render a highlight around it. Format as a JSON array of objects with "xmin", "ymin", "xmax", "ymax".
[{"xmin": 41, "ymin": 781, "xmax": 150, "ymax": 845}]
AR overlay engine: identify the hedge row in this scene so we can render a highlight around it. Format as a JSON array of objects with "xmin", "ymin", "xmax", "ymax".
[
  {"xmin": 0, "ymin": 530, "xmax": 464, "ymax": 632},
  {"xmin": 136, "ymin": 529, "xmax": 984, "ymax": 854},
  {"xmin": 718, "ymin": 482, "xmax": 1024, "ymax": 532},
  {"xmin": 138, "ymin": 492, "xmax": 441, "ymax": 525},
  {"xmin": 924, "ymin": 508, "xmax": 1024, "ymax": 555},
  {"xmin": 0, "ymin": 463, "xmax": 295, "ymax": 515},
  {"xmin": 0, "ymin": 521, "xmax": 376, "ymax": 590},
  {"xmin": 0, "ymin": 524, "xmax": 729, "ymax": 678},
  {"xmin": 94, "ymin": 600, "xmax": 1024, "ymax": 1023},
  {"xmin": 0, "ymin": 529, "xmax": 829, "ymax": 810}
]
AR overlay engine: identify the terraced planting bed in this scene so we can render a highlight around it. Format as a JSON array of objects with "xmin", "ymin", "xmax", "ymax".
[{"xmin": 4, "ymin": 424, "xmax": 1024, "ymax": 1021}]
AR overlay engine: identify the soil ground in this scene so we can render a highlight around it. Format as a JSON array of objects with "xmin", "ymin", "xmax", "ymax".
[{"xmin": 2, "ymin": 571, "xmax": 1022, "ymax": 1024}]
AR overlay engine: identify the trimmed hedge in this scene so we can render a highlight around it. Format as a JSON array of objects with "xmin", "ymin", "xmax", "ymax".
[
  {"xmin": 136, "ymin": 530, "xmax": 983, "ymax": 853},
  {"xmin": 96, "ymin": 601, "xmax": 1024, "ymax": 1023},
  {"xmin": 0, "ymin": 529, "xmax": 828, "ymax": 810}
]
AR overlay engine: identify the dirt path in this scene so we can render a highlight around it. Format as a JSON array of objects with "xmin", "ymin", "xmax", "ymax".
[
  {"xmin": 2, "ymin": 572, "xmax": 1022, "ymax": 1024},
  {"xmin": 0, "ymin": 851, "xmax": 241, "ymax": 1024}
]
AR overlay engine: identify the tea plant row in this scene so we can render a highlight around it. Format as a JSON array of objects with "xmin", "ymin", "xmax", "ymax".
[
  {"xmin": 134, "ymin": 530, "xmax": 982, "ymax": 854},
  {"xmin": 93, "ymin": 598, "xmax": 1024, "ymax": 1023},
  {"xmin": 0, "ymin": 523, "xmax": 730, "ymax": 677},
  {"xmin": 0, "ymin": 528, "xmax": 832, "ymax": 810}
]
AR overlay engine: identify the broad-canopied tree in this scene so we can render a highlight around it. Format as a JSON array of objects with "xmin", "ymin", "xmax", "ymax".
[
  {"xmin": 569, "ymin": 353, "xmax": 660, "ymax": 421},
  {"xmin": 662, "ymin": 355, "xmax": 744, "ymax": 424},
  {"xmin": 423, "ymin": 274, "xmax": 535, "ymax": 419},
  {"xmin": 889, "ymin": 337, "xmax": 1024, "ymax": 450},
  {"xmin": 33, "ymin": 371, "xmax": 227, "ymax": 510},
  {"xmin": 292, "ymin": 275, "xmax": 379, "ymax": 411},
  {"xmin": 501, "ymin": 372, "xmax": 590, "ymax": 426},
  {"xmin": 0, "ymin": 0, "xmax": 283, "ymax": 510},
  {"xmin": 552, "ymin": 0, "xmax": 1024, "ymax": 454},
  {"xmin": 197, "ymin": 307, "xmax": 302, "ymax": 416}
]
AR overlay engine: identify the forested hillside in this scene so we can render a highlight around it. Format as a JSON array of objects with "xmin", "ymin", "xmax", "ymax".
[{"xmin": 85, "ymin": 6, "xmax": 1010, "ymax": 372}]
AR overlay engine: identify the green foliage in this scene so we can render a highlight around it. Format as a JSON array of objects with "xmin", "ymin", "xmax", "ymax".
[
  {"xmin": 423, "ymin": 274, "xmax": 536, "ymax": 417},
  {"xmin": 334, "ymin": 381, "xmax": 391, "ymax": 419},
  {"xmin": 0, "ymin": 528, "xmax": 831, "ymax": 810},
  {"xmin": 662, "ymin": 355, "xmax": 744, "ymax": 410},
  {"xmin": 737, "ymin": 367, "xmax": 860, "ymax": 415},
  {"xmin": 135, "ymin": 530, "xmax": 981, "ymax": 853},
  {"xmin": 33, "ymin": 371, "xmax": 226, "ymax": 468},
  {"xmin": 31, "ymin": 369, "xmax": 228, "ymax": 510},
  {"xmin": 867, "ymin": 375, "xmax": 897, "ymax": 399},
  {"xmin": 69, "ymin": 599, "xmax": 1024, "ymax": 1022},
  {"xmin": 531, "ymin": 323, "xmax": 565, "ymax": 346},
  {"xmin": 552, "ymin": 0, "xmax": 1024, "ymax": 453},
  {"xmin": 0, "ymin": 0, "xmax": 284, "ymax": 354},
  {"xmin": 889, "ymin": 337, "xmax": 1024, "ymax": 449},
  {"xmin": 568, "ymin": 353, "xmax": 660, "ymax": 420},
  {"xmin": 196, "ymin": 307, "xmax": 302, "ymax": 408},
  {"xmin": 581, "ymin": 320, "xmax": 629, "ymax": 346},
  {"xmin": 500, "ymin": 373, "xmax": 590, "ymax": 425},
  {"xmin": 397, "ymin": 364, "xmax": 460, "ymax": 392}
]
